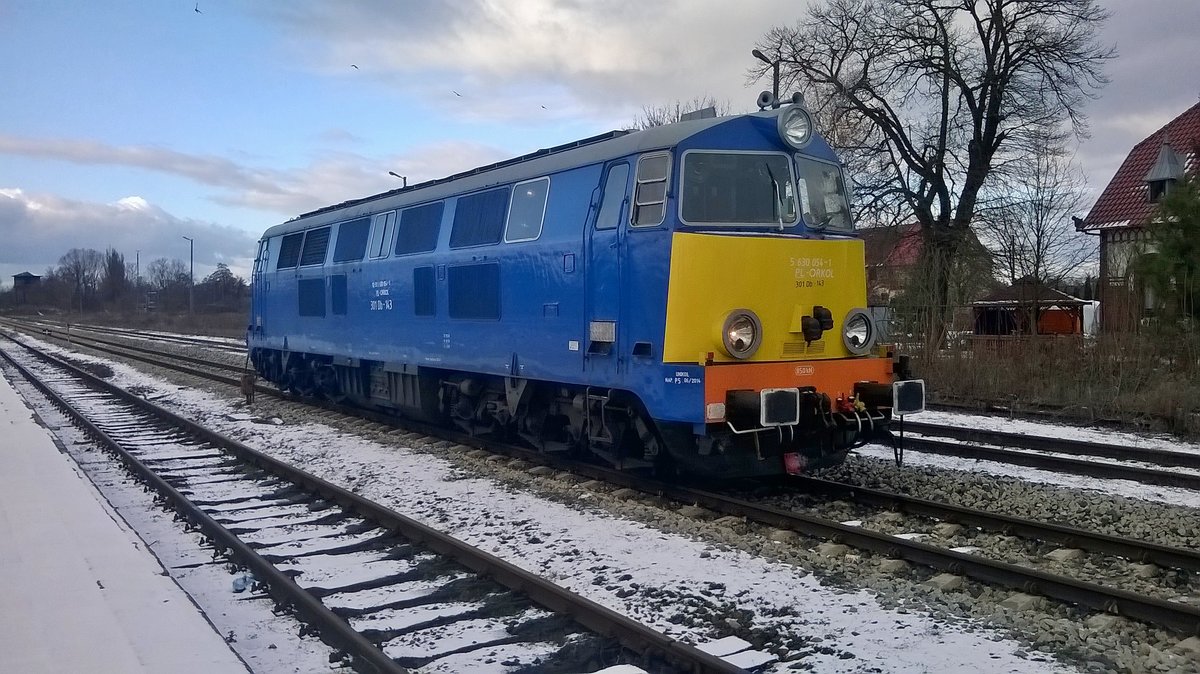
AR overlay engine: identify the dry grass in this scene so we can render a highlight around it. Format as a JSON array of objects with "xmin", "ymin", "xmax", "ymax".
[{"xmin": 912, "ymin": 333, "xmax": 1200, "ymax": 435}]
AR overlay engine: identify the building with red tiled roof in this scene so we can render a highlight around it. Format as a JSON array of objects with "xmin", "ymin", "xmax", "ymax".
[
  {"xmin": 860, "ymin": 223, "xmax": 993, "ymax": 306},
  {"xmin": 1077, "ymin": 101, "xmax": 1200, "ymax": 331}
]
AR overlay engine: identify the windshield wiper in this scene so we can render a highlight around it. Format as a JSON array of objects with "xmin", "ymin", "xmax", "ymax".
[{"xmin": 763, "ymin": 161, "xmax": 784, "ymax": 231}]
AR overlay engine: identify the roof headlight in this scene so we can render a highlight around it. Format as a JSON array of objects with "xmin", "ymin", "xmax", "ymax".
[
  {"xmin": 721, "ymin": 309, "xmax": 763, "ymax": 360},
  {"xmin": 778, "ymin": 106, "xmax": 813, "ymax": 149},
  {"xmin": 842, "ymin": 308, "xmax": 876, "ymax": 356}
]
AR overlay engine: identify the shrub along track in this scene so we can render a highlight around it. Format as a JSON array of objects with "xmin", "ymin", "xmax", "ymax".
[{"xmin": 0, "ymin": 334, "xmax": 743, "ymax": 674}]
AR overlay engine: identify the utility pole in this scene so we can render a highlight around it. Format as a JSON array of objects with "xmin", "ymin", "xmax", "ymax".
[
  {"xmin": 182, "ymin": 236, "xmax": 194, "ymax": 314},
  {"xmin": 752, "ymin": 48, "xmax": 780, "ymax": 105}
]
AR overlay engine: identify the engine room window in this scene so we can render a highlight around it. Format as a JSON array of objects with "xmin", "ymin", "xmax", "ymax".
[
  {"xmin": 632, "ymin": 153, "xmax": 670, "ymax": 227},
  {"xmin": 299, "ymin": 226, "xmax": 331, "ymax": 266},
  {"xmin": 596, "ymin": 163, "xmax": 629, "ymax": 231},
  {"xmin": 450, "ymin": 187, "xmax": 510, "ymax": 248},
  {"xmin": 795, "ymin": 156, "xmax": 852, "ymax": 231},
  {"xmin": 396, "ymin": 202, "xmax": 444, "ymax": 255},
  {"xmin": 504, "ymin": 177, "xmax": 550, "ymax": 243},
  {"xmin": 276, "ymin": 232, "xmax": 303, "ymax": 270},
  {"xmin": 332, "ymin": 218, "xmax": 371, "ymax": 263},
  {"xmin": 368, "ymin": 211, "xmax": 397, "ymax": 259},
  {"xmin": 680, "ymin": 152, "xmax": 797, "ymax": 226}
]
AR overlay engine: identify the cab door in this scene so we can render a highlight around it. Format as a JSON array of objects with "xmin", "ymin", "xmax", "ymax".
[{"xmin": 584, "ymin": 161, "xmax": 631, "ymax": 381}]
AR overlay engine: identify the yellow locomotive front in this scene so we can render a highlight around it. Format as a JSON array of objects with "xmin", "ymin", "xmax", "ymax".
[{"xmin": 652, "ymin": 103, "xmax": 922, "ymax": 477}]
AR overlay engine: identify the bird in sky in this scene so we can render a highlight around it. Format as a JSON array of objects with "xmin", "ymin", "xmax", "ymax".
[
  {"xmin": 194, "ymin": 3, "xmax": 201, "ymax": 13},
  {"xmin": 351, "ymin": 64, "xmax": 359, "ymax": 69},
  {"xmin": 452, "ymin": 90, "xmax": 462, "ymax": 97}
]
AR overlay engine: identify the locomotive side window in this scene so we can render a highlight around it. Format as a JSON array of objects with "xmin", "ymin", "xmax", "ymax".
[
  {"xmin": 395, "ymin": 202, "xmax": 445, "ymax": 255},
  {"xmin": 299, "ymin": 226, "xmax": 331, "ymax": 266},
  {"xmin": 276, "ymin": 232, "xmax": 304, "ymax": 270},
  {"xmin": 332, "ymin": 217, "xmax": 371, "ymax": 263},
  {"xmin": 632, "ymin": 153, "xmax": 670, "ymax": 227},
  {"xmin": 504, "ymin": 177, "xmax": 550, "ymax": 243},
  {"xmin": 794, "ymin": 156, "xmax": 852, "ymax": 231},
  {"xmin": 450, "ymin": 187, "xmax": 510, "ymax": 248},
  {"xmin": 368, "ymin": 211, "xmax": 397, "ymax": 259},
  {"xmin": 680, "ymin": 151, "xmax": 797, "ymax": 226},
  {"xmin": 596, "ymin": 164, "xmax": 629, "ymax": 231}
]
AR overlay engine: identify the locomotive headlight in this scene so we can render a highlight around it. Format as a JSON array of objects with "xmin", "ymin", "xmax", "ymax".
[
  {"xmin": 778, "ymin": 106, "xmax": 814, "ymax": 149},
  {"xmin": 721, "ymin": 309, "xmax": 763, "ymax": 360},
  {"xmin": 842, "ymin": 308, "xmax": 876, "ymax": 356}
]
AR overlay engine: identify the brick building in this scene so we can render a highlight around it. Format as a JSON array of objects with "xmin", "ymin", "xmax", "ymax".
[{"xmin": 1076, "ymin": 102, "xmax": 1200, "ymax": 331}]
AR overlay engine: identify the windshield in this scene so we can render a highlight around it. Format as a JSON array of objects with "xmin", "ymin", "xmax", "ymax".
[
  {"xmin": 680, "ymin": 152, "xmax": 797, "ymax": 226},
  {"xmin": 795, "ymin": 156, "xmax": 852, "ymax": 231}
]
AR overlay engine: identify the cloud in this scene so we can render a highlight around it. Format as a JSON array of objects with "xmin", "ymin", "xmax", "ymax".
[
  {"xmin": 254, "ymin": 0, "xmax": 787, "ymax": 119},
  {"xmin": 0, "ymin": 134, "xmax": 509, "ymax": 217},
  {"xmin": 0, "ymin": 188, "xmax": 260, "ymax": 283}
]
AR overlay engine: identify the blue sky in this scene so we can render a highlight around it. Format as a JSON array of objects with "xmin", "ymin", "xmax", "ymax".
[{"xmin": 2, "ymin": 0, "xmax": 1198, "ymax": 285}]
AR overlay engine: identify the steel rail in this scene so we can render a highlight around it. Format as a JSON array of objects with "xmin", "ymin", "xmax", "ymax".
[
  {"xmin": 903, "ymin": 420, "xmax": 1200, "ymax": 470},
  {"xmin": 0, "ymin": 334, "xmax": 745, "ymax": 674},
  {"xmin": 5, "ymin": 317, "xmax": 246, "ymax": 353},
  {"xmin": 0, "ymin": 348, "xmax": 407, "ymax": 674},
  {"xmin": 785, "ymin": 475, "xmax": 1200, "ymax": 572},
  {"xmin": 895, "ymin": 435, "xmax": 1200, "ymax": 491},
  {"xmin": 4, "ymin": 321, "xmax": 246, "ymax": 375}
]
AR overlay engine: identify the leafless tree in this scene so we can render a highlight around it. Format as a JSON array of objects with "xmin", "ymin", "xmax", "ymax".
[
  {"xmin": 57, "ymin": 248, "xmax": 103, "ymax": 311},
  {"xmin": 146, "ymin": 257, "xmax": 188, "ymax": 291},
  {"xmin": 755, "ymin": 0, "xmax": 1114, "ymax": 345},
  {"xmin": 975, "ymin": 140, "xmax": 1097, "ymax": 330},
  {"xmin": 634, "ymin": 96, "xmax": 734, "ymax": 129}
]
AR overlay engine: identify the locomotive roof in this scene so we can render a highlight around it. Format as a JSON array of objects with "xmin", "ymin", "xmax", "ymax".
[{"xmin": 263, "ymin": 107, "xmax": 793, "ymax": 238}]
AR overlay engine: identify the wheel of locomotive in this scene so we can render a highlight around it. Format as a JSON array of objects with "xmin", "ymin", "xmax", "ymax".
[
  {"xmin": 313, "ymin": 363, "xmax": 344, "ymax": 403},
  {"xmin": 285, "ymin": 358, "xmax": 315, "ymax": 397}
]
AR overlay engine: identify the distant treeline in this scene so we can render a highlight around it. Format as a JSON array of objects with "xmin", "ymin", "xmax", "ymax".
[{"xmin": 1, "ymin": 247, "xmax": 248, "ymax": 315}]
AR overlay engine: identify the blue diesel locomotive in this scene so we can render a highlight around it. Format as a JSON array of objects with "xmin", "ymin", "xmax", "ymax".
[{"xmin": 248, "ymin": 99, "xmax": 919, "ymax": 478}]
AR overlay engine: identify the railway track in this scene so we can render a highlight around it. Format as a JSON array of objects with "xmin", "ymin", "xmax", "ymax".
[
  {"xmin": 901, "ymin": 419, "xmax": 1200, "ymax": 470},
  {"xmin": 7, "ymin": 323, "xmax": 1200, "ymax": 638},
  {"xmin": 0, "ymin": 336, "xmax": 747, "ymax": 674},
  {"xmin": 9, "ymin": 317, "xmax": 246, "ymax": 354}
]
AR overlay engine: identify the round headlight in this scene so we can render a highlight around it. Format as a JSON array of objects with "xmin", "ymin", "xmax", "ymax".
[
  {"xmin": 778, "ymin": 106, "xmax": 813, "ymax": 149},
  {"xmin": 721, "ymin": 310, "xmax": 763, "ymax": 360},
  {"xmin": 842, "ymin": 308, "xmax": 875, "ymax": 355}
]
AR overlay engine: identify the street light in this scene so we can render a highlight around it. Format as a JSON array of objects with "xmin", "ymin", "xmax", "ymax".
[
  {"xmin": 181, "ymin": 235, "xmax": 194, "ymax": 314},
  {"xmin": 752, "ymin": 48, "xmax": 780, "ymax": 106},
  {"xmin": 388, "ymin": 171, "xmax": 408, "ymax": 188}
]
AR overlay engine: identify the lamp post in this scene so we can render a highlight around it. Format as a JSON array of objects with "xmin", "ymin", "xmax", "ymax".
[
  {"xmin": 752, "ymin": 48, "xmax": 780, "ymax": 105},
  {"xmin": 181, "ymin": 235, "xmax": 194, "ymax": 314},
  {"xmin": 388, "ymin": 171, "xmax": 408, "ymax": 188}
]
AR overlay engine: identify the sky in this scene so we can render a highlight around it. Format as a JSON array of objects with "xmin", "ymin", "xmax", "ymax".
[{"xmin": 1, "ymin": 0, "xmax": 1198, "ymax": 287}]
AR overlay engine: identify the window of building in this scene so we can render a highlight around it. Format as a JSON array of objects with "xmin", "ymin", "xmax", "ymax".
[
  {"xmin": 450, "ymin": 187, "xmax": 510, "ymax": 248},
  {"xmin": 504, "ymin": 177, "xmax": 550, "ymax": 242},
  {"xmin": 632, "ymin": 153, "xmax": 670, "ymax": 227},
  {"xmin": 299, "ymin": 226, "xmax": 331, "ymax": 266},
  {"xmin": 395, "ymin": 202, "xmax": 445, "ymax": 255},
  {"xmin": 332, "ymin": 218, "xmax": 371, "ymax": 263},
  {"xmin": 368, "ymin": 211, "xmax": 397, "ymax": 259}
]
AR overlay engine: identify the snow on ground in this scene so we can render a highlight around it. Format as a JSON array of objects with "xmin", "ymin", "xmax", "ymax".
[
  {"xmin": 0, "ymin": 368, "xmax": 251, "ymax": 673},
  {"xmin": 913, "ymin": 408, "xmax": 1200, "ymax": 456},
  {"xmin": 0, "ymin": 335, "xmax": 1073, "ymax": 673}
]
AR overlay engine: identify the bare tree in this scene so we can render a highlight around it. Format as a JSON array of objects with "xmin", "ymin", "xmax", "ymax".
[
  {"xmin": 57, "ymin": 248, "xmax": 103, "ymax": 312},
  {"xmin": 975, "ymin": 140, "xmax": 1097, "ymax": 331},
  {"xmin": 756, "ymin": 0, "xmax": 1113, "ymax": 345},
  {"xmin": 146, "ymin": 257, "xmax": 188, "ymax": 291},
  {"xmin": 634, "ymin": 96, "xmax": 733, "ymax": 129}
]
